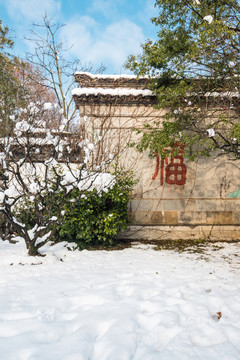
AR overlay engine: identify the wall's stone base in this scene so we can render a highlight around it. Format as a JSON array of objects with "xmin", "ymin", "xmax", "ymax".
[
  {"xmin": 130, "ymin": 210, "xmax": 240, "ymax": 225},
  {"xmin": 118, "ymin": 225, "xmax": 240, "ymax": 241}
]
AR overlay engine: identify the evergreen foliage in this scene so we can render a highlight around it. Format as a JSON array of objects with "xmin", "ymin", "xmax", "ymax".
[
  {"xmin": 126, "ymin": 0, "xmax": 240, "ymax": 159},
  {"xmin": 0, "ymin": 21, "xmax": 26, "ymax": 135},
  {"xmin": 15, "ymin": 166, "xmax": 136, "ymax": 249}
]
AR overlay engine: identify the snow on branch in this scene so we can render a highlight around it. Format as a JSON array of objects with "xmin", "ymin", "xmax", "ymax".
[{"xmin": 0, "ymin": 117, "xmax": 115, "ymax": 256}]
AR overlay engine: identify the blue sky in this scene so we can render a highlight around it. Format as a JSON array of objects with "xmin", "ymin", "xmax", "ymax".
[{"xmin": 0, "ymin": 0, "xmax": 158, "ymax": 74}]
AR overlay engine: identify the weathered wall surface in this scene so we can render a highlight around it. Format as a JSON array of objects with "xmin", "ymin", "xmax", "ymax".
[
  {"xmin": 128, "ymin": 153, "xmax": 240, "ymax": 240},
  {"xmin": 73, "ymin": 73, "xmax": 240, "ymax": 241}
]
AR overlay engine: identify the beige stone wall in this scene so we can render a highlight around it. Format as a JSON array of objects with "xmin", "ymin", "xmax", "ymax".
[
  {"xmin": 73, "ymin": 76, "xmax": 240, "ymax": 241},
  {"xmin": 134, "ymin": 156, "xmax": 240, "ymax": 222}
]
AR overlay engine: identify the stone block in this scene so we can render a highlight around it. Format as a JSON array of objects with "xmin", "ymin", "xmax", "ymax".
[
  {"xmin": 164, "ymin": 211, "xmax": 178, "ymax": 225},
  {"xmin": 206, "ymin": 211, "xmax": 233, "ymax": 224},
  {"xmin": 118, "ymin": 225, "xmax": 240, "ymax": 241},
  {"xmin": 150, "ymin": 211, "xmax": 164, "ymax": 224},
  {"xmin": 233, "ymin": 212, "xmax": 240, "ymax": 224},
  {"xmin": 179, "ymin": 211, "xmax": 206, "ymax": 225},
  {"xmin": 130, "ymin": 211, "xmax": 151, "ymax": 224},
  {"xmin": 130, "ymin": 211, "xmax": 165, "ymax": 225}
]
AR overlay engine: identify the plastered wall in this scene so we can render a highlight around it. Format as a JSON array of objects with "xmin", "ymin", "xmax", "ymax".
[{"xmin": 74, "ymin": 75, "xmax": 240, "ymax": 241}]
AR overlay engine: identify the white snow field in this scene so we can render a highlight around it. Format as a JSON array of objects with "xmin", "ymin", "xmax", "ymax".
[{"xmin": 1, "ymin": 239, "xmax": 240, "ymax": 360}]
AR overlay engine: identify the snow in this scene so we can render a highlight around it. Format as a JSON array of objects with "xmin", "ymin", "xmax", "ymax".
[
  {"xmin": 1, "ymin": 239, "xmax": 240, "ymax": 359},
  {"xmin": 77, "ymin": 171, "xmax": 115, "ymax": 193},
  {"xmin": 205, "ymin": 91, "xmax": 239, "ymax": 98},
  {"xmin": 229, "ymin": 61, "xmax": 236, "ymax": 68},
  {"xmin": 57, "ymin": 169, "xmax": 115, "ymax": 193},
  {"xmin": 34, "ymin": 230, "xmax": 52, "ymax": 246},
  {"xmin": 0, "ymin": 191, "xmax": 5, "ymax": 203},
  {"xmin": 74, "ymin": 71, "xmax": 148, "ymax": 79},
  {"xmin": 29, "ymin": 182, "xmax": 40, "ymax": 194},
  {"xmin": 87, "ymin": 143, "xmax": 94, "ymax": 151},
  {"xmin": 203, "ymin": 15, "xmax": 213, "ymax": 24},
  {"xmin": 72, "ymin": 88, "xmax": 153, "ymax": 97},
  {"xmin": 15, "ymin": 120, "xmax": 31, "ymax": 133},
  {"xmin": 207, "ymin": 128, "xmax": 215, "ymax": 137},
  {"xmin": 4, "ymin": 185, "xmax": 20, "ymax": 199},
  {"xmin": 43, "ymin": 102, "xmax": 53, "ymax": 110}
]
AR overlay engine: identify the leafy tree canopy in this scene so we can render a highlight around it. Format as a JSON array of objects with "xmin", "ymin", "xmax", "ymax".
[
  {"xmin": 0, "ymin": 20, "xmax": 27, "ymax": 135},
  {"xmin": 126, "ymin": 0, "xmax": 240, "ymax": 160},
  {"xmin": 0, "ymin": 19, "xmax": 13, "ymax": 52}
]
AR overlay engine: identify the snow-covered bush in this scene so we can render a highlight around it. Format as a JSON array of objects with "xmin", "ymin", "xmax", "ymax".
[
  {"xmin": 0, "ymin": 116, "xmax": 120, "ymax": 256},
  {"xmin": 15, "ymin": 165, "xmax": 135, "ymax": 249}
]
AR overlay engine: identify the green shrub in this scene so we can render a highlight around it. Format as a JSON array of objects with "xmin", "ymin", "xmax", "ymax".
[{"xmin": 15, "ymin": 166, "xmax": 136, "ymax": 249}]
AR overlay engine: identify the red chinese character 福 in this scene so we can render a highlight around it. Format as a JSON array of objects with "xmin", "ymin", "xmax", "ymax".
[{"xmin": 152, "ymin": 147, "xmax": 187, "ymax": 185}]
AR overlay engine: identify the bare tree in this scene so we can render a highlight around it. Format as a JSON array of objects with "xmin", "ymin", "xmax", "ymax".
[
  {"xmin": 25, "ymin": 15, "xmax": 104, "ymax": 131},
  {"xmin": 14, "ymin": 60, "xmax": 64, "ymax": 130}
]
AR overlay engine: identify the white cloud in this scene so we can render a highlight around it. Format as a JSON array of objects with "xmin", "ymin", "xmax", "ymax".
[
  {"xmin": 61, "ymin": 17, "xmax": 145, "ymax": 73},
  {"xmin": 89, "ymin": 0, "xmax": 124, "ymax": 18},
  {"xmin": 4, "ymin": 0, "xmax": 61, "ymax": 21},
  {"xmin": 61, "ymin": 16, "xmax": 97, "ymax": 56}
]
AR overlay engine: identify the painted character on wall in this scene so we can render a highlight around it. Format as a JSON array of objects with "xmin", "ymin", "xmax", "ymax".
[{"xmin": 152, "ymin": 147, "xmax": 187, "ymax": 186}]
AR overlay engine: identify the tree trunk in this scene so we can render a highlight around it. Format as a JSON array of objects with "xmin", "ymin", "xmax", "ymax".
[{"xmin": 27, "ymin": 241, "xmax": 41, "ymax": 256}]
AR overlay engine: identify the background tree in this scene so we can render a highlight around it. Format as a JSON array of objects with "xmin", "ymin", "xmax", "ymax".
[
  {"xmin": 14, "ymin": 61, "xmax": 63, "ymax": 130},
  {"xmin": 0, "ymin": 20, "xmax": 26, "ymax": 136},
  {"xmin": 0, "ymin": 20, "xmax": 60, "ymax": 135},
  {"xmin": 126, "ymin": 0, "xmax": 240, "ymax": 160},
  {"xmin": 26, "ymin": 16, "xmax": 104, "ymax": 131}
]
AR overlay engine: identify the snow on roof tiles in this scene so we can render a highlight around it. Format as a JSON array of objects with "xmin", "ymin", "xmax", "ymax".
[
  {"xmin": 72, "ymin": 87, "xmax": 153, "ymax": 97},
  {"xmin": 74, "ymin": 72, "xmax": 148, "ymax": 80}
]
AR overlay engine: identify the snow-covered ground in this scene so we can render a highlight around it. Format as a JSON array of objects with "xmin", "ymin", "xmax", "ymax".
[{"xmin": 1, "ymin": 239, "xmax": 240, "ymax": 360}]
